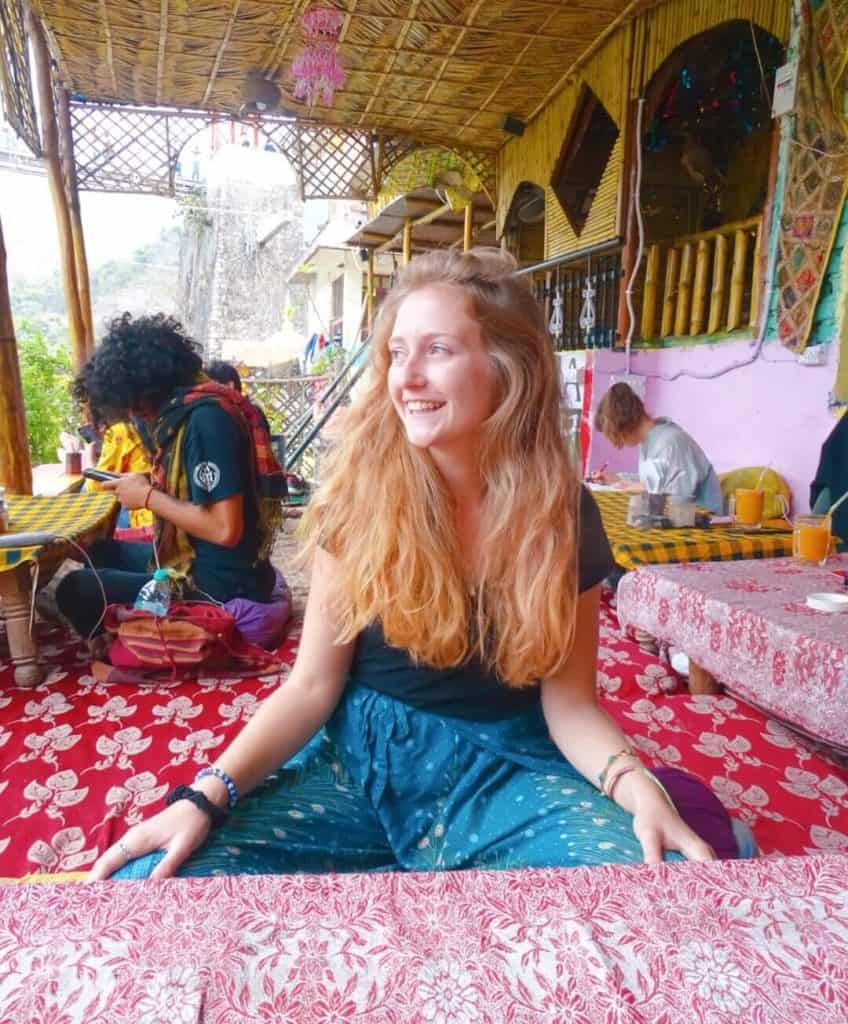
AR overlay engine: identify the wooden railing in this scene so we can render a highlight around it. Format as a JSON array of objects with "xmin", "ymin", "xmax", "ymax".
[{"xmin": 640, "ymin": 215, "xmax": 763, "ymax": 341}]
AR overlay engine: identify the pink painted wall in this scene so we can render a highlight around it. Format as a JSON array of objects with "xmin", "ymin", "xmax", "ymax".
[{"xmin": 587, "ymin": 341, "xmax": 839, "ymax": 513}]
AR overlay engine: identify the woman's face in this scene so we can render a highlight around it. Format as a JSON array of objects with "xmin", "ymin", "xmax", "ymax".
[{"xmin": 387, "ymin": 284, "xmax": 497, "ymax": 459}]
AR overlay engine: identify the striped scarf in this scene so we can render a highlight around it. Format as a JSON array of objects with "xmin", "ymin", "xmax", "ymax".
[{"xmin": 150, "ymin": 381, "xmax": 286, "ymax": 580}]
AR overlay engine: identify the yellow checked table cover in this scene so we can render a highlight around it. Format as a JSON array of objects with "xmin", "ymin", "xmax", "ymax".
[
  {"xmin": 0, "ymin": 493, "xmax": 117, "ymax": 572},
  {"xmin": 594, "ymin": 491, "xmax": 794, "ymax": 571}
]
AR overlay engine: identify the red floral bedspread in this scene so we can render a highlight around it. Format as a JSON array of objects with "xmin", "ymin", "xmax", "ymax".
[
  {"xmin": 0, "ymin": 606, "xmax": 846, "ymax": 878},
  {"xmin": 1, "ymin": 854, "xmax": 847, "ymax": 1022}
]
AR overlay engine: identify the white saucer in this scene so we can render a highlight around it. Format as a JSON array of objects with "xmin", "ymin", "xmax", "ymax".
[{"xmin": 806, "ymin": 592, "xmax": 848, "ymax": 612}]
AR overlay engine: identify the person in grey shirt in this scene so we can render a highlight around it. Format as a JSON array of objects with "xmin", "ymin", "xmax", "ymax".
[{"xmin": 592, "ymin": 382, "xmax": 723, "ymax": 514}]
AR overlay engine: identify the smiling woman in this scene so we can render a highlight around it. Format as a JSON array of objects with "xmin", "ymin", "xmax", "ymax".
[{"xmin": 94, "ymin": 249, "xmax": 751, "ymax": 886}]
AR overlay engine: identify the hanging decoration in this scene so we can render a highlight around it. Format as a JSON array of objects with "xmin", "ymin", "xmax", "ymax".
[
  {"xmin": 290, "ymin": 6, "xmax": 346, "ymax": 107},
  {"xmin": 579, "ymin": 276, "xmax": 596, "ymax": 336},
  {"xmin": 549, "ymin": 284, "xmax": 564, "ymax": 343}
]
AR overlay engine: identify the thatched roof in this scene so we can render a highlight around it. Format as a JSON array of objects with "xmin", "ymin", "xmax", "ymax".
[{"xmin": 32, "ymin": 0, "xmax": 659, "ymax": 150}]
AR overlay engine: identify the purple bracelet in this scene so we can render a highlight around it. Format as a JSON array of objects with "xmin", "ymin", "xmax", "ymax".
[{"xmin": 195, "ymin": 766, "xmax": 239, "ymax": 809}]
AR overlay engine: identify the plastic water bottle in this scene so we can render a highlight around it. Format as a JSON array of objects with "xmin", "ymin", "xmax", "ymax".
[{"xmin": 134, "ymin": 568, "xmax": 172, "ymax": 616}]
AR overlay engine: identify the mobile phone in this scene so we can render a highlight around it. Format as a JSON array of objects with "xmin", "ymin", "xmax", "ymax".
[{"xmin": 82, "ymin": 468, "xmax": 120, "ymax": 483}]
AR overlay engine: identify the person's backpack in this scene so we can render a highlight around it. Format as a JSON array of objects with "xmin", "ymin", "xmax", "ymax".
[{"xmin": 92, "ymin": 601, "xmax": 281, "ymax": 684}]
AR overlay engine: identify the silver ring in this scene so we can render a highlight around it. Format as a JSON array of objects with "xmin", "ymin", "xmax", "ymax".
[{"xmin": 117, "ymin": 839, "xmax": 133, "ymax": 861}]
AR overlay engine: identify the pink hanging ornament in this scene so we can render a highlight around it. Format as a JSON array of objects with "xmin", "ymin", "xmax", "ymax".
[
  {"xmin": 290, "ymin": 5, "xmax": 346, "ymax": 106},
  {"xmin": 301, "ymin": 6, "xmax": 344, "ymax": 40}
]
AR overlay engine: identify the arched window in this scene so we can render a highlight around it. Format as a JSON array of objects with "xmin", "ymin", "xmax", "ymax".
[{"xmin": 503, "ymin": 181, "xmax": 545, "ymax": 263}]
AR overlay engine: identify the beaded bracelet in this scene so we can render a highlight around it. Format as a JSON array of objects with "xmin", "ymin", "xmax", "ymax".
[
  {"xmin": 597, "ymin": 748, "xmax": 636, "ymax": 792},
  {"xmin": 195, "ymin": 766, "xmax": 239, "ymax": 809}
]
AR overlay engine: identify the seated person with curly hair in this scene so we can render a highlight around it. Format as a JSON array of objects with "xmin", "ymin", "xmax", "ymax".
[
  {"xmin": 592, "ymin": 382, "xmax": 722, "ymax": 514},
  {"xmin": 57, "ymin": 314, "xmax": 288, "ymax": 643}
]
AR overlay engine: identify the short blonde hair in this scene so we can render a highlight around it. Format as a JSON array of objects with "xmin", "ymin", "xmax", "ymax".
[{"xmin": 594, "ymin": 382, "xmax": 646, "ymax": 447}]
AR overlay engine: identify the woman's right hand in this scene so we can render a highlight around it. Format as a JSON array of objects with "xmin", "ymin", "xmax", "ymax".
[{"xmin": 87, "ymin": 798, "xmax": 213, "ymax": 881}]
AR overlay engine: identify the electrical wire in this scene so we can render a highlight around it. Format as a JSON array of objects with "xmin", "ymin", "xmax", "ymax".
[{"xmin": 623, "ymin": 97, "xmax": 646, "ymax": 375}]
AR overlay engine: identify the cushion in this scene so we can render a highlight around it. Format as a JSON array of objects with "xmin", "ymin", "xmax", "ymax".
[
  {"xmin": 719, "ymin": 467, "xmax": 792, "ymax": 520},
  {"xmin": 224, "ymin": 569, "xmax": 292, "ymax": 650}
]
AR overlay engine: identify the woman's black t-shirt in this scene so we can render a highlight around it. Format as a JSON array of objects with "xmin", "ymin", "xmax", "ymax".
[{"xmin": 347, "ymin": 486, "xmax": 614, "ymax": 720}]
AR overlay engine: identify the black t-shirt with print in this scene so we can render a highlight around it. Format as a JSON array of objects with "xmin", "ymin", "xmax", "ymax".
[
  {"xmin": 181, "ymin": 403, "xmax": 275, "ymax": 602},
  {"xmin": 348, "ymin": 486, "xmax": 615, "ymax": 720}
]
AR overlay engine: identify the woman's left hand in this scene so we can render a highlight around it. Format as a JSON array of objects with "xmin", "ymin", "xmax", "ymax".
[
  {"xmin": 101, "ymin": 472, "xmax": 151, "ymax": 510},
  {"xmin": 631, "ymin": 785, "xmax": 715, "ymax": 863}
]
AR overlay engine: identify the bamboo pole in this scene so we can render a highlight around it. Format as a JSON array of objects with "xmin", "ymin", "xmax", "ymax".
[
  {"xmin": 56, "ymin": 86, "xmax": 94, "ymax": 355},
  {"xmin": 674, "ymin": 242, "xmax": 694, "ymax": 336},
  {"xmin": 0, "ymin": 218, "xmax": 33, "ymax": 495},
  {"xmin": 708, "ymin": 232, "xmax": 729, "ymax": 334},
  {"xmin": 29, "ymin": 15, "xmax": 87, "ymax": 372},
  {"xmin": 366, "ymin": 249, "xmax": 375, "ymax": 330},
  {"xmin": 463, "ymin": 202, "xmax": 473, "ymax": 252},
  {"xmin": 640, "ymin": 243, "xmax": 660, "ymax": 339},
  {"xmin": 660, "ymin": 246, "xmax": 679, "ymax": 337},
  {"xmin": 727, "ymin": 229, "xmax": 749, "ymax": 331},
  {"xmin": 402, "ymin": 218, "xmax": 412, "ymax": 266},
  {"xmin": 689, "ymin": 239, "xmax": 711, "ymax": 335},
  {"xmin": 749, "ymin": 220, "xmax": 763, "ymax": 329}
]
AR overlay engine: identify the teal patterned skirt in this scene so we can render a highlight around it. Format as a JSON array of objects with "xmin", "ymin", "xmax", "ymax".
[{"xmin": 114, "ymin": 683, "xmax": 668, "ymax": 879}]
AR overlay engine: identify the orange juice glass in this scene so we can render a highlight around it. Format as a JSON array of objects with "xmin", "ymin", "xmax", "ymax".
[
  {"xmin": 731, "ymin": 488, "xmax": 765, "ymax": 528},
  {"xmin": 793, "ymin": 514, "xmax": 831, "ymax": 565}
]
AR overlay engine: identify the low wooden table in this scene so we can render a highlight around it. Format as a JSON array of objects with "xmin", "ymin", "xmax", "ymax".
[
  {"xmin": 0, "ymin": 492, "xmax": 117, "ymax": 686},
  {"xmin": 617, "ymin": 555, "xmax": 848, "ymax": 751},
  {"xmin": 593, "ymin": 490, "xmax": 794, "ymax": 570}
]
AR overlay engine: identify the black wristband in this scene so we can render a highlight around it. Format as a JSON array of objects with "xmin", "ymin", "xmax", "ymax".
[{"xmin": 166, "ymin": 784, "xmax": 230, "ymax": 829}]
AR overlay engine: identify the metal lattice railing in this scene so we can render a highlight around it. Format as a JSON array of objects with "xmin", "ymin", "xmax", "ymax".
[
  {"xmin": 67, "ymin": 99, "xmax": 427, "ymax": 201},
  {"xmin": 243, "ymin": 374, "xmax": 330, "ymax": 480},
  {"xmin": 0, "ymin": 0, "xmax": 39, "ymax": 155}
]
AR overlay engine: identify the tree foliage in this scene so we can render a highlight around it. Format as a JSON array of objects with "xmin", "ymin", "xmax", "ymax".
[{"xmin": 15, "ymin": 320, "xmax": 77, "ymax": 465}]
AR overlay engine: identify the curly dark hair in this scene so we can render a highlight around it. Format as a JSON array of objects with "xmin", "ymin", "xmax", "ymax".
[{"xmin": 72, "ymin": 313, "xmax": 203, "ymax": 426}]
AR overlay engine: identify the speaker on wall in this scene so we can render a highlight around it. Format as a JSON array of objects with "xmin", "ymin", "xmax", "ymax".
[{"xmin": 500, "ymin": 113, "xmax": 526, "ymax": 137}]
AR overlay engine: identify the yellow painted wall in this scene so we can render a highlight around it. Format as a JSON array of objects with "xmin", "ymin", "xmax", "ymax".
[{"xmin": 497, "ymin": 0, "xmax": 790, "ymax": 259}]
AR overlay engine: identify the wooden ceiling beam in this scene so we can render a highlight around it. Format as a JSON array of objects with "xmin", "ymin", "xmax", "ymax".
[
  {"xmin": 526, "ymin": 0, "xmax": 651, "ymax": 124},
  {"xmin": 264, "ymin": 0, "xmax": 310, "ymax": 79},
  {"xmin": 357, "ymin": 0, "xmax": 422, "ymax": 129},
  {"xmin": 155, "ymin": 0, "xmax": 168, "ymax": 105},
  {"xmin": 406, "ymin": 0, "xmax": 485, "ymax": 126},
  {"xmin": 200, "ymin": 0, "xmax": 241, "ymax": 108},
  {"xmin": 97, "ymin": 0, "xmax": 118, "ymax": 96},
  {"xmin": 455, "ymin": 6, "xmax": 561, "ymax": 141}
]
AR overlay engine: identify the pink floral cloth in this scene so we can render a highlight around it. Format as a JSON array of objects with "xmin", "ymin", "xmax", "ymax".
[
  {"xmin": 617, "ymin": 556, "xmax": 848, "ymax": 750},
  {"xmin": 1, "ymin": 855, "xmax": 847, "ymax": 1022}
]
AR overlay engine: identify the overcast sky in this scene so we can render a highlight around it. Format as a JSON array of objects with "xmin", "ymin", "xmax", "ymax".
[{"xmin": 0, "ymin": 167, "xmax": 178, "ymax": 282}]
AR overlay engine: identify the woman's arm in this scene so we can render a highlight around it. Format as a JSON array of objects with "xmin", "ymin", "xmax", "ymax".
[
  {"xmin": 88, "ymin": 547, "xmax": 354, "ymax": 879},
  {"xmin": 192, "ymin": 547, "xmax": 353, "ymax": 801},
  {"xmin": 103, "ymin": 473, "xmax": 244, "ymax": 547},
  {"xmin": 541, "ymin": 585, "xmax": 713, "ymax": 862}
]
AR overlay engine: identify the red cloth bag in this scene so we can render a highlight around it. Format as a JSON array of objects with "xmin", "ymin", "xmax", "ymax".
[{"xmin": 94, "ymin": 601, "xmax": 280, "ymax": 683}]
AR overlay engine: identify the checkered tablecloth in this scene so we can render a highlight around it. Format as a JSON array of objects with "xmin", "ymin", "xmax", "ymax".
[
  {"xmin": 594, "ymin": 490, "xmax": 794, "ymax": 570},
  {"xmin": 0, "ymin": 493, "xmax": 117, "ymax": 572}
]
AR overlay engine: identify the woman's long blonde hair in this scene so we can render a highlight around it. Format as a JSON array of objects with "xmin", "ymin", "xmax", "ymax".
[{"xmin": 302, "ymin": 247, "xmax": 581, "ymax": 686}]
